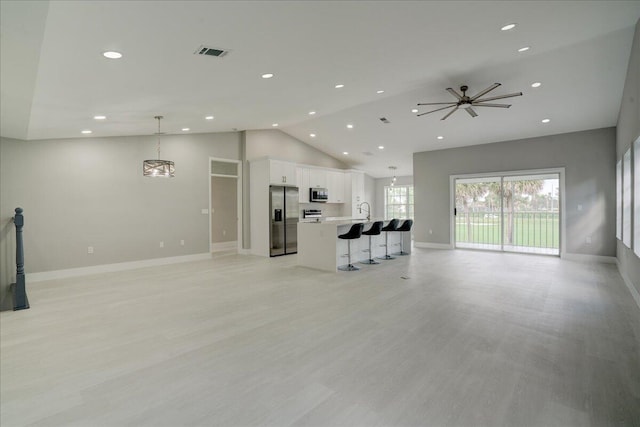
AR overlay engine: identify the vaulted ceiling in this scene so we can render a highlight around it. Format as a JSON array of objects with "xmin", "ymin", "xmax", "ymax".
[{"xmin": 2, "ymin": 1, "xmax": 639, "ymax": 177}]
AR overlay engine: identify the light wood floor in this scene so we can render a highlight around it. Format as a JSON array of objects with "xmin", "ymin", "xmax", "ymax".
[{"xmin": 1, "ymin": 249, "xmax": 639, "ymax": 427}]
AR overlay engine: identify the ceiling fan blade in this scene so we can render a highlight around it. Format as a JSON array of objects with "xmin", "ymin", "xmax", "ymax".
[
  {"xmin": 417, "ymin": 105, "xmax": 457, "ymax": 116},
  {"xmin": 466, "ymin": 107, "xmax": 478, "ymax": 117},
  {"xmin": 446, "ymin": 87, "xmax": 463, "ymax": 100},
  {"xmin": 473, "ymin": 103, "xmax": 511, "ymax": 108},
  {"xmin": 470, "ymin": 83, "xmax": 501, "ymax": 101},
  {"xmin": 474, "ymin": 92, "xmax": 523, "ymax": 102},
  {"xmin": 441, "ymin": 106, "xmax": 459, "ymax": 120},
  {"xmin": 417, "ymin": 102, "xmax": 458, "ymax": 106}
]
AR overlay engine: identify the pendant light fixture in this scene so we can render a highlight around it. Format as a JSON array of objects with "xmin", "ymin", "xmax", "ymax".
[
  {"xmin": 143, "ymin": 115, "xmax": 175, "ymax": 178},
  {"xmin": 389, "ymin": 166, "xmax": 397, "ymax": 190}
]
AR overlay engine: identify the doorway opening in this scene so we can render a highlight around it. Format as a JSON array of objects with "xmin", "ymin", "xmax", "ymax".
[
  {"xmin": 209, "ymin": 158, "xmax": 242, "ymax": 253},
  {"xmin": 453, "ymin": 171, "xmax": 562, "ymax": 256}
]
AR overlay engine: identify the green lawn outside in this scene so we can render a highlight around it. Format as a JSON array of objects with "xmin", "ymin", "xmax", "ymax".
[{"xmin": 455, "ymin": 213, "xmax": 559, "ymax": 248}]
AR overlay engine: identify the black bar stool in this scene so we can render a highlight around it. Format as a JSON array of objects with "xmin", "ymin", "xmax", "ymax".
[
  {"xmin": 377, "ymin": 219, "xmax": 398, "ymax": 260},
  {"xmin": 361, "ymin": 221, "xmax": 383, "ymax": 264},
  {"xmin": 393, "ymin": 219, "xmax": 413, "ymax": 255},
  {"xmin": 338, "ymin": 223, "xmax": 364, "ymax": 271}
]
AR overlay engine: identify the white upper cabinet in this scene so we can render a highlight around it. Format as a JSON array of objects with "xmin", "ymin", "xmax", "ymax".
[
  {"xmin": 297, "ymin": 167, "xmax": 310, "ymax": 202},
  {"xmin": 327, "ymin": 170, "xmax": 345, "ymax": 203},
  {"xmin": 269, "ymin": 160, "xmax": 297, "ymax": 185},
  {"xmin": 349, "ymin": 171, "xmax": 365, "ymax": 216},
  {"xmin": 309, "ymin": 168, "xmax": 327, "ymax": 189}
]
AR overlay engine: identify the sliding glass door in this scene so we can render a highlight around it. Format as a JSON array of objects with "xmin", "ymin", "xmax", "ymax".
[
  {"xmin": 455, "ymin": 173, "xmax": 560, "ymax": 255},
  {"xmin": 455, "ymin": 177, "xmax": 502, "ymax": 251}
]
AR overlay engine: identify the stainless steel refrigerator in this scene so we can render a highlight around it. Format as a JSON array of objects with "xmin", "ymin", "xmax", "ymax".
[{"xmin": 270, "ymin": 186, "xmax": 299, "ymax": 256}]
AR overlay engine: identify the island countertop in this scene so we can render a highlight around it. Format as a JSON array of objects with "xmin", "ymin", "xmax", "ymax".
[
  {"xmin": 299, "ymin": 217, "xmax": 386, "ymax": 225},
  {"xmin": 297, "ymin": 218, "xmax": 410, "ymax": 272}
]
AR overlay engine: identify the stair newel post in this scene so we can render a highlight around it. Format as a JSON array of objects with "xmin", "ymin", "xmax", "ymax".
[{"xmin": 13, "ymin": 207, "xmax": 29, "ymax": 310}]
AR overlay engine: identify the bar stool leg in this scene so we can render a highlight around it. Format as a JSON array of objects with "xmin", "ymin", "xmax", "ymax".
[
  {"xmin": 378, "ymin": 232, "xmax": 395, "ymax": 260},
  {"xmin": 361, "ymin": 235, "xmax": 380, "ymax": 264},
  {"xmin": 338, "ymin": 239, "xmax": 360, "ymax": 271},
  {"xmin": 397, "ymin": 231, "xmax": 409, "ymax": 255}
]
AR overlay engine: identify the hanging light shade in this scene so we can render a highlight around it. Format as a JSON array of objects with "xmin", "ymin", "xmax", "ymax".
[{"xmin": 143, "ymin": 115, "xmax": 175, "ymax": 177}]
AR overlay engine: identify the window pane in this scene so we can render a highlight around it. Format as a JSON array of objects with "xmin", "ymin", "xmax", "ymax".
[
  {"xmin": 211, "ymin": 160, "xmax": 238, "ymax": 176},
  {"xmin": 384, "ymin": 185, "xmax": 413, "ymax": 220}
]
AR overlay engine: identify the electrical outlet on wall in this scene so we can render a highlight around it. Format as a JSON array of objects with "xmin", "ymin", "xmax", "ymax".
[
  {"xmin": 87, "ymin": 246, "xmax": 94, "ymax": 254},
  {"xmin": 180, "ymin": 240, "xmax": 185, "ymax": 246},
  {"xmin": 159, "ymin": 241, "xmax": 164, "ymax": 248}
]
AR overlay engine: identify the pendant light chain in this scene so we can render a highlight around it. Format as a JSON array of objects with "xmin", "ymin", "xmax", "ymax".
[{"xmin": 155, "ymin": 115, "xmax": 163, "ymax": 160}]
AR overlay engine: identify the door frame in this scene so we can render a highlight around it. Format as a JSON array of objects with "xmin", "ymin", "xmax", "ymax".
[
  {"xmin": 449, "ymin": 167, "xmax": 566, "ymax": 257},
  {"xmin": 209, "ymin": 157, "xmax": 243, "ymax": 253}
]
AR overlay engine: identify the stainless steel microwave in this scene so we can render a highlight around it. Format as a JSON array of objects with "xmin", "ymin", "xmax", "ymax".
[{"xmin": 310, "ymin": 188, "xmax": 328, "ymax": 202}]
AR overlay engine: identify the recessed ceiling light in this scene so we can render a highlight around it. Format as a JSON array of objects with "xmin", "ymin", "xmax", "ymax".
[
  {"xmin": 518, "ymin": 46, "xmax": 530, "ymax": 52},
  {"xmin": 310, "ymin": 133, "xmax": 316, "ymax": 138},
  {"xmin": 102, "ymin": 51, "xmax": 122, "ymax": 59},
  {"xmin": 501, "ymin": 23, "xmax": 516, "ymax": 31},
  {"xmin": 205, "ymin": 116, "xmax": 214, "ymax": 120},
  {"xmin": 378, "ymin": 145, "xmax": 384, "ymax": 150},
  {"xmin": 343, "ymin": 151, "xmax": 349, "ymax": 155},
  {"xmin": 309, "ymin": 111, "xmax": 316, "ymax": 115},
  {"xmin": 93, "ymin": 115, "xmax": 106, "ymax": 120},
  {"xmin": 81, "ymin": 130, "xmax": 92, "ymax": 134},
  {"xmin": 377, "ymin": 90, "xmax": 385, "ymax": 94},
  {"xmin": 182, "ymin": 128, "xmax": 190, "ymax": 131},
  {"xmin": 437, "ymin": 136, "xmax": 444, "ymax": 140},
  {"xmin": 272, "ymin": 123, "xmax": 278, "ymax": 127},
  {"xmin": 411, "ymin": 109, "xmax": 419, "ymax": 113},
  {"xmin": 261, "ymin": 73, "xmax": 274, "ymax": 79},
  {"xmin": 531, "ymin": 82, "xmax": 542, "ymax": 88},
  {"xmin": 335, "ymin": 84, "xmax": 344, "ymax": 89},
  {"xmin": 346, "ymin": 124, "xmax": 353, "ymax": 129},
  {"xmin": 541, "ymin": 118, "xmax": 551, "ymax": 123}
]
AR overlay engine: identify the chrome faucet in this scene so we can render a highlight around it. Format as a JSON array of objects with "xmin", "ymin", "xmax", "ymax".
[{"xmin": 358, "ymin": 202, "xmax": 371, "ymax": 221}]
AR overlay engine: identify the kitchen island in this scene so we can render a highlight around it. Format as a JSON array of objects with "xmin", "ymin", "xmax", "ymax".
[{"xmin": 297, "ymin": 218, "xmax": 411, "ymax": 272}]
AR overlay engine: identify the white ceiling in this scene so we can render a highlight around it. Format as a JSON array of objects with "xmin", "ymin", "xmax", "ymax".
[{"xmin": 1, "ymin": 1, "xmax": 639, "ymax": 178}]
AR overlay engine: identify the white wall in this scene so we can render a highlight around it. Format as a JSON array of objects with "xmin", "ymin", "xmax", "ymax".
[
  {"xmin": 616, "ymin": 18, "xmax": 640, "ymax": 298},
  {"xmin": 0, "ymin": 132, "xmax": 240, "ymax": 308},
  {"xmin": 413, "ymin": 127, "xmax": 616, "ymax": 256},
  {"xmin": 245, "ymin": 129, "xmax": 348, "ymax": 168}
]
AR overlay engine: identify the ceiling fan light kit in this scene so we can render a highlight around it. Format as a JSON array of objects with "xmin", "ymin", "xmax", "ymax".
[{"xmin": 416, "ymin": 83, "xmax": 523, "ymax": 120}]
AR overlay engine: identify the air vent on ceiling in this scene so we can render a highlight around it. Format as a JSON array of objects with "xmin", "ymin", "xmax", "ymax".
[
  {"xmin": 194, "ymin": 45, "xmax": 229, "ymax": 58},
  {"xmin": 362, "ymin": 151, "xmax": 374, "ymax": 156},
  {"xmin": 379, "ymin": 117, "xmax": 390, "ymax": 124}
]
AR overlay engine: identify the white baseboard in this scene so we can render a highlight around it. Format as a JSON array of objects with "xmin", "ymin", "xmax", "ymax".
[
  {"xmin": 561, "ymin": 253, "xmax": 617, "ymax": 264},
  {"xmin": 28, "ymin": 253, "xmax": 213, "ymax": 282},
  {"xmin": 414, "ymin": 241, "xmax": 454, "ymax": 250},
  {"xmin": 616, "ymin": 260, "xmax": 640, "ymax": 311},
  {"xmin": 210, "ymin": 241, "xmax": 238, "ymax": 252}
]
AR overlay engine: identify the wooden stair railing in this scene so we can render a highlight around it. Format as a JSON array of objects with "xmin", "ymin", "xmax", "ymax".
[{"xmin": 12, "ymin": 207, "xmax": 29, "ymax": 311}]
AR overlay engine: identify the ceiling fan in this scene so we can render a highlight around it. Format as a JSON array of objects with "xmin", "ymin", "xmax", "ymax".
[{"xmin": 416, "ymin": 83, "xmax": 523, "ymax": 120}]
